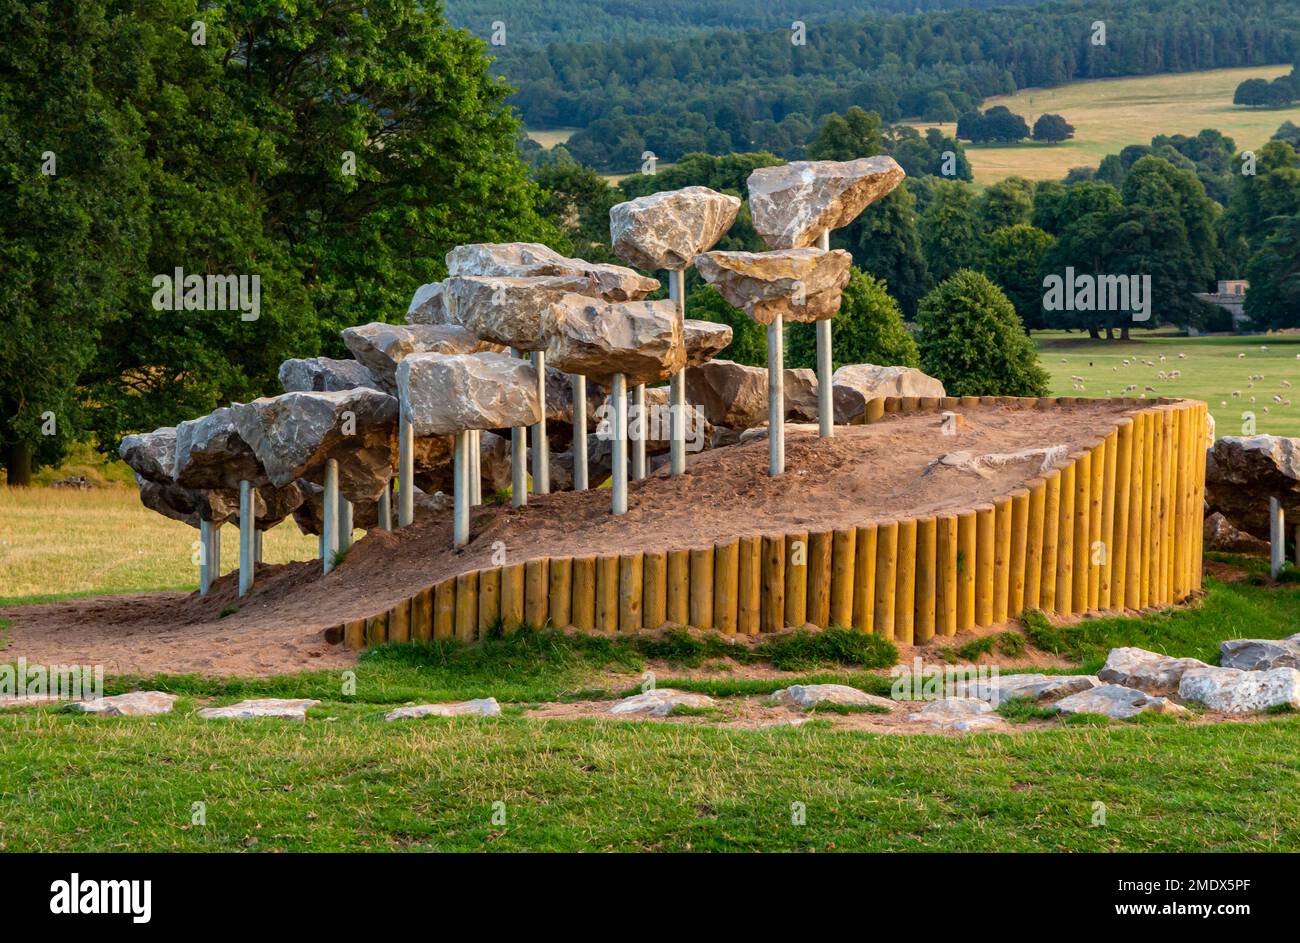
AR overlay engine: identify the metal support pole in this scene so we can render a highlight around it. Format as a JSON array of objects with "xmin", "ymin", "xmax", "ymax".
[
  {"xmin": 612, "ymin": 373, "xmax": 628, "ymax": 515},
  {"xmin": 768, "ymin": 314, "xmax": 785, "ymax": 476},
  {"xmin": 454, "ymin": 430, "xmax": 470, "ymax": 547},
  {"xmin": 632, "ymin": 383, "xmax": 646, "ymax": 480},
  {"xmin": 398, "ymin": 409, "xmax": 414, "ymax": 527},
  {"xmin": 815, "ymin": 229, "xmax": 834, "ymax": 439},
  {"xmin": 668, "ymin": 269, "xmax": 687, "ymax": 476},
  {"xmin": 511, "ymin": 347, "xmax": 529, "ymax": 507},
  {"xmin": 338, "ymin": 492, "xmax": 353, "ymax": 552},
  {"xmin": 323, "ymin": 458, "xmax": 339, "ymax": 574},
  {"xmin": 532, "ymin": 350, "xmax": 549, "ymax": 494},
  {"xmin": 469, "ymin": 429, "xmax": 482, "ymax": 505},
  {"xmin": 572, "ymin": 374, "xmax": 588, "ymax": 492},
  {"xmin": 378, "ymin": 483, "xmax": 392, "ymax": 532},
  {"xmin": 238, "ymin": 480, "xmax": 254, "ymax": 597},
  {"xmin": 199, "ymin": 519, "xmax": 215, "ymax": 595},
  {"xmin": 1270, "ymin": 496, "xmax": 1285, "ymax": 579},
  {"xmin": 254, "ymin": 528, "xmax": 263, "ymax": 564}
]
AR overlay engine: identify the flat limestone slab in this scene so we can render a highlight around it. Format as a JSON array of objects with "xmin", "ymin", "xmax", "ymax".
[
  {"xmin": 64, "ymin": 691, "xmax": 178, "ymax": 716},
  {"xmin": 772, "ymin": 684, "xmax": 895, "ymax": 711},
  {"xmin": 1178, "ymin": 666, "xmax": 1300, "ymax": 714},
  {"xmin": 385, "ymin": 698, "xmax": 501, "ymax": 720},
  {"xmin": 907, "ymin": 696, "xmax": 1006, "ymax": 732},
  {"xmin": 197, "ymin": 698, "xmax": 320, "ymax": 720},
  {"xmin": 1051, "ymin": 684, "xmax": 1189, "ymax": 720},
  {"xmin": 609, "ymin": 689, "xmax": 714, "ymax": 717},
  {"xmin": 969, "ymin": 674, "xmax": 1100, "ymax": 706}
]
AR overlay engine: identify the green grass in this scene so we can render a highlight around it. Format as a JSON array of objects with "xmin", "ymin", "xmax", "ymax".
[{"xmin": 1037, "ymin": 331, "xmax": 1300, "ymax": 438}]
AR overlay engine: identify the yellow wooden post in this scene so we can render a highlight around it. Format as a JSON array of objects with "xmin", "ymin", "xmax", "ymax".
[
  {"xmin": 411, "ymin": 586, "xmax": 434, "ymax": 641},
  {"xmin": 500, "ymin": 562, "xmax": 525, "ymax": 631},
  {"xmin": 667, "ymin": 549, "xmax": 690, "ymax": 625},
  {"xmin": 1169, "ymin": 408, "xmax": 1185, "ymax": 600},
  {"xmin": 478, "ymin": 566, "xmax": 501, "ymax": 634},
  {"xmin": 914, "ymin": 516, "xmax": 936, "ymax": 643},
  {"xmin": 853, "ymin": 525, "xmax": 878, "ymax": 633},
  {"xmin": 548, "ymin": 557, "xmax": 573, "ymax": 628},
  {"xmin": 1023, "ymin": 480, "xmax": 1045, "ymax": 611},
  {"xmin": 865, "ymin": 398, "xmax": 885, "ymax": 424},
  {"xmin": 1039, "ymin": 472, "xmax": 1061, "ymax": 613},
  {"xmin": 974, "ymin": 505, "xmax": 995, "ymax": 626},
  {"xmin": 687, "ymin": 547, "xmax": 713, "ymax": 629},
  {"xmin": 433, "ymin": 578, "xmax": 455, "ymax": 639},
  {"xmin": 571, "ymin": 556, "xmax": 596, "ymax": 630},
  {"xmin": 713, "ymin": 539, "xmax": 739, "ymax": 633},
  {"xmin": 1099, "ymin": 429, "xmax": 1119, "ymax": 609},
  {"xmin": 365, "ymin": 612, "xmax": 388, "ymax": 648},
  {"xmin": 619, "ymin": 552, "xmax": 643, "ymax": 633},
  {"xmin": 1138, "ymin": 410, "xmax": 1155, "ymax": 609},
  {"xmin": 761, "ymin": 535, "xmax": 786, "ymax": 632},
  {"xmin": 874, "ymin": 521, "xmax": 899, "ymax": 639},
  {"xmin": 596, "ymin": 554, "xmax": 619, "ymax": 632},
  {"xmin": 807, "ymin": 531, "xmax": 832, "ymax": 628},
  {"xmin": 1072, "ymin": 451, "xmax": 1091, "ymax": 612},
  {"xmin": 936, "ymin": 514, "xmax": 958, "ymax": 636},
  {"xmin": 1087, "ymin": 440, "xmax": 1105, "ymax": 611},
  {"xmin": 956, "ymin": 511, "xmax": 977, "ymax": 631},
  {"xmin": 454, "ymin": 571, "xmax": 478, "ymax": 641},
  {"xmin": 737, "ymin": 536, "xmax": 761, "ymax": 635},
  {"xmin": 344, "ymin": 618, "xmax": 366, "ymax": 650},
  {"xmin": 1009, "ymin": 489, "xmax": 1030, "ymax": 617},
  {"xmin": 830, "ymin": 528, "xmax": 856, "ymax": 628},
  {"xmin": 1128, "ymin": 411, "xmax": 1148, "ymax": 610},
  {"xmin": 993, "ymin": 497, "xmax": 1013, "ymax": 623},
  {"xmin": 642, "ymin": 550, "xmax": 667, "ymax": 629},
  {"xmin": 1148, "ymin": 410, "xmax": 1166, "ymax": 606},
  {"xmin": 1112, "ymin": 418, "xmax": 1134, "ymax": 610},
  {"xmin": 1055, "ymin": 462, "xmax": 1076, "ymax": 616},
  {"xmin": 387, "ymin": 601, "xmax": 411, "ymax": 643},
  {"xmin": 785, "ymin": 531, "xmax": 809, "ymax": 627},
  {"xmin": 524, "ymin": 559, "xmax": 549, "ymax": 628},
  {"xmin": 894, "ymin": 518, "xmax": 917, "ymax": 644}
]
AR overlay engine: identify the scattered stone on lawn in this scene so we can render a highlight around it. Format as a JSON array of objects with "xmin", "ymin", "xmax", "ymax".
[
  {"xmin": 384, "ymin": 698, "xmax": 502, "ymax": 720},
  {"xmin": 543, "ymin": 295, "xmax": 685, "ymax": 387},
  {"xmin": 969, "ymin": 674, "xmax": 1100, "ymax": 706},
  {"xmin": 1220, "ymin": 633, "xmax": 1300, "ymax": 671},
  {"xmin": 832, "ymin": 364, "xmax": 947, "ymax": 424},
  {"xmin": 119, "ymin": 426, "xmax": 179, "ymax": 484},
  {"xmin": 173, "ymin": 407, "xmax": 265, "ymax": 490},
  {"xmin": 397, "ymin": 351, "xmax": 540, "ymax": 436},
  {"xmin": 1203, "ymin": 511, "xmax": 1271, "ymax": 555},
  {"xmin": 694, "ymin": 247, "xmax": 853, "ymax": 325},
  {"xmin": 1178, "ymin": 666, "xmax": 1300, "ymax": 714},
  {"xmin": 1050, "ymin": 684, "xmax": 1190, "ymax": 720},
  {"xmin": 608, "ymin": 689, "xmax": 715, "ymax": 717},
  {"xmin": 771, "ymin": 684, "xmax": 896, "ymax": 711},
  {"xmin": 609, "ymin": 186, "xmax": 741, "ymax": 271},
  {"xmin": 63, "ymin": 691, "xmax": 178, "ymax": 717},
  {"xmin": 1097, "ymin": 647, "xmax": 1210, "ymax": 696},
  {"xmin": 341, "ymin": 322, "xmax": 500, "ymax": 392},
  {"xmin": 747, "ymin": 156, "xmax": 906, "ymax": 249},
  {"xmin": 683, "ymin": 319, "xmax": 734, "ymax": 369},
  {"xmin": 907, "ymin": 696, "xmax": 1005, "ymax": 732},
  {"xmin": 279, "ymin": 356, "xmax": 381, "ymax": 394},
  {"xmin": 1205, "ymin": 434, "xmax": 1300, "ymax": 540},
  {"xmin": 446, "ymin": 242, "xmax": 658, "ymax": 302},
  {"xmin": 197, "ymin": 698, "xmax": 320, "ymax": 720}
]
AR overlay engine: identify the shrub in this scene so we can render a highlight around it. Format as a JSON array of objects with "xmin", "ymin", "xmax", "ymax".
[{"xmin": 786, "ymin": 268, "xmax": 919, "ymax": 371}]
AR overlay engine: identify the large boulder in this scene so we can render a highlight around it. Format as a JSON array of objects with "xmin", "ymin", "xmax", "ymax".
[
  {"xmin": 119, "ymin": 427, "xmax": 178, "ymax": 484},
  {"xmin": 906, "ymin": 696, "xmax": 1004, "ymax": 732},
  {"xmin": 772, "ymin": 684, "xmax": 896, "ymax": 711},
  {"xmin": 278, "ymin": 357, "xmax": 381, "ymax": 394},
  {"xmin": 543, "ymin": 295, "xmax": 685, "ymax": 387},
  {"xmin": 173, "ymin": 407, "xmax": 264, "ymax": 490},
  {"xmin": 832, "ymin": 364, "xmax": 946, "ymax": 423},
  {"xmin": 747, "ymin": 156, "xmax": 905, "ymax": 249},
  {"xmin": 230, "ymin": 389, "xmax": 398, "ymax": 502},
  {"xmin": 340, "ymin": 322, "xmax": 499, "ymax": 392},
  {"xmin": 406, "ymin": 281, "xmax": 454, "ymax": 325},
  {"xmin": 1203, "ymin": 511, "xmax": 1270, "ymax": 555},
  {"xmin": 1205, "ymin": 435, "xmax": 1300, "ymax": 540},
  {"xmin": 138, "ymin": 475, "xmax": 300, "ymax": 529},
  {"xmin": 685, "ymin": 359, "xmax": 822, "ymax": 429},
  {"xmin": 397, "ymin": 351, "xmax": 541, "ymax": 437},
  {"xmin": 445, "ymin": 274, "xmax": 590, "ymax": 351},
  {"xmin": 1178, "ymin": 666, "xmax": 1300, "ymax": 714},
  {"xmin": 694, "ymin": 248, "xmax": 852, "ymax": 325},
  {"xmin": 1220, "ymin": 633, "xmax": 1300, "ymax": 671},
  {"xmin": 1096, "ymin": 647, "xmax": 1210, "ymax": 696},
  {"xmin": 609, "ymin": 186, "xmax": 741, "ymax": 271},
  {"xmin": 1050, "ymin": 684, "xmax": 1190, "ymax": 720},
  {"xmin": 608, "ymin": 689, "xmax": 714, "ymax": 717},
  {"xmin": 969, "ymin": 673, "xmax": 1100, "ymax": 707},
  {"xmin": 683, "ymin": 319, "xmax": 733, "ymax": 368},
  {"xmin": 446, "ymin": 242, "xmax": 658, "ymax": 302}
]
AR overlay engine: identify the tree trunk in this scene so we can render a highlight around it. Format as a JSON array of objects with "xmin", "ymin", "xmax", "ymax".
[
  {"xmin": 1087, "ymin": 326, "xmax": 1101, "ymax": 340},
  {"xmin": 5, "ymin": 441, "xmax": 33, "ymax": 487},
  {"xmin": 1105, "ymin": 326, "xmax": 1115, "ymax": 340},
  {"xmin": 1120, "ymin": 326, "xmax": 1131, "ymax": 341}
]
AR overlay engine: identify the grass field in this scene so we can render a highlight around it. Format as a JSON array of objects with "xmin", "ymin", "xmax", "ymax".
[
  {"xmin": 910, "ymin": 66, "xmax": 1300, "ymax": 184},
  {"xmin": 524, "ymin": 126, "xmax": 578, "ymax": 149}
]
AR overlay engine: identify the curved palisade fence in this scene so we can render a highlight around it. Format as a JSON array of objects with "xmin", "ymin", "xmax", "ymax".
[{"xmin": 330, "ymin": 396, "xmax": 1209, "ymax": 650}]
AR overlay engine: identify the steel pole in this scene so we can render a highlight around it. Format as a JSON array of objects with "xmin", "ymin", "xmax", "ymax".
[
  {"xmin": 454, "ymin": 430, "xmax": 470, "ymax": 547},
  {"xmin": 612, "ymin": 373, "xmax": 628, "ymax": 515},
  {"xmin": 323, "ymin": 458, "xmax": 339, "ymax": 574},
  {"xmin": 238, "ymin": 480, "xmax": 254, "ymax": 597},
  {"xmin": 768, "ymin": 315, "xmax": 785, "ymax": 476},
  {"xmin": 532, "ymin": 350, "xmax": 549, "ymax": 494},
  {"xmin": 668, "ymin": 269, "xmax": 687, "ymax": 476},
  {"xmin": 816, "ymin": 229, "xmax": 833, "ymax": 438},
  {"xmin": 572, "ymin": 374, "xmax": 588, "ymax": 491},
  {"xmin": 397, "ymin": 409, "xmax": 414, "ymax": 527}
]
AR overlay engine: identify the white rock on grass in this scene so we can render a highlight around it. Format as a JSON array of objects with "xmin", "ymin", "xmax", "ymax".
[
  {"xmin": 385, "ymin": 698, "xmax": 501, "ymax": 720},
  {"xmin": 63, "ymin": 692, "xmax": 178, "ymax": 716},
  {"xmin": 969, "ymin": 674, "xmax": 1100, "ymax": 706},
  {"xmin": 1097, "ymin": 647, "xmax": 1210, "ymax": 695},
  {"xmin": 608, "ymin": 689, "xmax": 714, "ymax": 717},
  {"xmin": 1051, "ymin": 684, "xmax": 1190, "ymax": 720},
  {"xmin": 1178, "ymin": 667, "xmax": 1300, "ymax": 714},
  {"xmin": 197, "ymin": 698, "xmax": 320, "ymax": 720},
  {"xmin": 1219, "ymin": 633, "xmax": 1300, "ymax": 671},
  {"xmin": 907, "ymin": 696, "xmax": 1005, "ymax": 732},
  {"xmin": 772, "ymin": 684, "xmax": 896, "ymax": 711}
]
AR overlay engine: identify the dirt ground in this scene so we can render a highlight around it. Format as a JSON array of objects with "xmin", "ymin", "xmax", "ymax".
[{"xmin": 0, "ymin": 401, "xmax": 1142, "ymax": 677}]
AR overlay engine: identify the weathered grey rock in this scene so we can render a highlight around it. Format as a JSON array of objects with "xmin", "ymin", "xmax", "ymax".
[
  {"xmin": 291, "ymin": 479, "xmax": 380, "ymax": 536},
  {"xmin": 772, "ymin": 684, "xmax": 895, "ymax": 711},
  {"xmin": 685, "ymin": 359, "xmax": 822, "ymax": 429},
  {"xmin": 543, "ymin": 295, "xmax": 685, "ymax": 387},
  {"xmin": 398, "ymin": 351, "xmax": 540, "ymax": 437},
  {"xmin": 609, "ymin": 186, "xmax": 741, "ymax": 271},
  {"xmin": 969, "ymin": 674, "xmax": 1100, "ymax": 706},
  {"xmin": 279, "ymin": 357, "xmax": 381, "ymax": 394},
  {"xmin": 1205, "ymin": 435, "xmax": 1300, "ymax": 540},
  {"xmin": 906, "ymin": 696, "xmax": 1005, "ymax": 732},
  {"xmin": 683, "ymin": 319, "xmax": 733, "ymax": 368},
  {"xmin": 784, "ymin": 367, "xmax": 819, "ymax": 422},
  {"xmin": 406, "ymin": 280, "xmax": 454, "ymax": 325},
  {"xmin": 230, "ymin": 389, "xmax": 398, "ymax": 502},
  {"xmin": 694, "ymin": 248, "xmax": 853, "ymax": 325},
  {"xmin": 1178, "ymin": 666, "xmax": 1300, "ymax": 714},
  {"xmin": 1220, "ymin": 633, "xmax": 1300, "ymax": 671},
  {"xmin": 384, "ymin": 698, "xmax": 501, "ymax": 720},
  {"xmin": 1203, "ymin": 511, "xmax": 1270, "ymax": 555},
  {"xmin": 447, "ymin": 242, "xmax": 658, "ymax": 301},
  {"xmin": 832, "ymin": 364, "xmax": 947, "ymax": 423},
  {"xmin": 64, "ymin": 691, "xmax": 178, "ymax": 716},
  {"xmin": 119, "ymin": 427, "xmax": 178, "ymax": 484},
  {"xmin": 445, "ymin": 274, "xmax": 590, "ymax": 351},
  {"xmin": 747, "ymin": 156, "xmax": 905, "ymax": 249},
  {"xmin": 1051, "ymin": 684, "xmax": 1190, "ymax": 719},
  {"xmin": 608, "ymin": 689, "xmax": 714, "ymax": 717},
  {"xmin": 341, "ymin": 322, "xmax": 499, "ymax": 392},
  {"xmin": 197, "ymin": 698, "xmax": 320, "ymax": 720},
  {"xmin": 545, "ymin": 366, "xmax": 604, "ymax": 430},
  {"xmin": 173, "ymin": 407, "xmax": 264, "ymax": 490},
  {"xmin": 1097, "ymin": 647, "xmax": 1210, "ymax": 696}
]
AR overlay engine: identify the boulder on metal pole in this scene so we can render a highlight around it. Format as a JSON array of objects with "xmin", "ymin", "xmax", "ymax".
[
  {"xmin": 572, "ymin": 374, "xmax": 589, "ymax": 491},
  {"xmin": 610, "ymin": 186, "xmax": 740, "ymax": 478}
]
